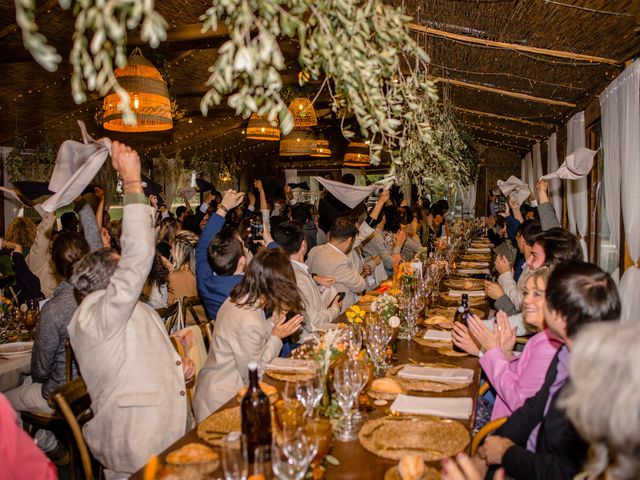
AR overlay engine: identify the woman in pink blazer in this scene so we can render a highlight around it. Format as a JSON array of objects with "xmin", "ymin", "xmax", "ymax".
[{"xmin": 453, "ymin": 267, "xmax": 562, "ymax": 420}]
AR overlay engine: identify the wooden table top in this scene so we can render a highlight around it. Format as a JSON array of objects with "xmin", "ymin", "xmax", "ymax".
[{"xmin": 131, "ymin": 314, "xmax": 486, "ymax": 479}]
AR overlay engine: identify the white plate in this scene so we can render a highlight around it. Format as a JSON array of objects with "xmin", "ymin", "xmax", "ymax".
[{"xmin": 0, "ymin": 341, "xmax": 33, "ymax": 359}]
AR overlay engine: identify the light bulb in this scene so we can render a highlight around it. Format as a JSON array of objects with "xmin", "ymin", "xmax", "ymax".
[
  {"xmin": 261, "ymin": 127, "xmax": 265, "ymax": 133},
  {"xmin": 133, "ymin": 96, "xmax": 139, "ymax": 109}
]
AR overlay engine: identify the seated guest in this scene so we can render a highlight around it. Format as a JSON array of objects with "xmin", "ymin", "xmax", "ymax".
[
  {"xmin": 485, "ymin": 227, "xmax": 582, "ymax": 316},
  {"xmin": 306, "ymin": 217, "xmax": 367, "ymax": 309},
  {"xmin": 0, "ymin": 394, "xmax": 57, "ymax": 479},
  {"xmin": 560, "ymin": 322, "xmax": 640, "ymax": 480},
  {"xmin": 273, "ymin": 221, "xmax": 342, "ymax": 341},
  {"xmin": 67, "ymin": 142, "xmax": 194, "ymax": 478},
  {"xmin": 196, "ymin": 190, "xmax": 247, "ymax": 319},
  {"xmin": 398, "ymin": 206, "xmax": 422, "ymax": 261},
  {"xmin": 168, "ymin": 230, "xmax": 199, "ymax": 304},
  {"xmin": 453, "ymin": 268, "xmax": 562, "ymax": 420},
  {"xmin": 156, "ymin": 217, "xmax": 177, "ymax": 260},
  {"xmin": 141, "ymin": 252, "xmax": 171, "ymax": 309},
  {"xmin": 426, "ymin": 204, "xmax": 446, "ymax": 240},
  {"xmin": 475, "ymin": 261, "xmax": 621, "ymax": 480},
  {"xmin": 493, "ymin": 220, "xmax": 542, "ymax": 312},
  {"xmin": 362, "ymin": 192, "xmax": 404, "ymax": 277},
  {"xmin": 193, "ymin": 248, "xmax": 304, "ymax": 421},
  {"xmin": 26, "ymin": 212, "xmax": 59, "ymax": 298}
]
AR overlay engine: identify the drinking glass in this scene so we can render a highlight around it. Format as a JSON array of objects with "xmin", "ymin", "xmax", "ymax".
[
  {"xmin": 333, "ymin": 362, "xmax": 360, "ymax": 441},
  {"xmin": 221, "ymin": 431, "xmax": 248, "ymax": 480},
  {"xmin": 250, "ymin": 445, "xmax": 269, "ymax": 480},
  {"xmin": 350, "ymin": 357, "xmax": 370, "ymax": 425},
  {"xmin": 271, "ymin": 429, "xmax": 317, "ymax": 480},
  {"xmin": 295, "ymin": 376, "xmax": 322, "ymax": 418}
]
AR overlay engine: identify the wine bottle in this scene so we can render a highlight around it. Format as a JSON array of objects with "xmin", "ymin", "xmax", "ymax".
[
  {"xmin": 453, "ymin": 294, "xmax": 470, "ymax": 352},
  {"xmin": 241, "ymin": 362, "xmax": 272, "ymax": 463}
]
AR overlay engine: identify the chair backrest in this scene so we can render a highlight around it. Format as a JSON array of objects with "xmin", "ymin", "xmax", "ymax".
[
  {"xmin": 64, "ymin": 338, "xmax": 78, "ymax": 383},
  {"xmin": 49, "ymin": 378, "xmax": 95, "ymax": 480},
  {"xmin": 156, "ymin": 301, "xmax": 181, "ymax": 333},
  {"xmin": 181, "ymin": 295, "xmax": 209, "ymax": 326}
]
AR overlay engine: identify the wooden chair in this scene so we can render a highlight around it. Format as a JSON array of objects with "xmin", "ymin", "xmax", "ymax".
[
  {"xmin": 471, "ymin": 417, "xmax": 508, "ymax": 455},
  {"xmin": 170, "ymin": 326, "xmax": 208, "ymax": 405},
  {"xmin": 156, "ymin": 301, "xmax": 181, "ymax": 333},
  {"xmin": 199, "ymin": 321, "xmax": 215, "ymax": 352},
  {"xmin": 49, "ymin": 378, "xmax": 99, "ymax": 480},
  {"xmin": 181, "ymin": 295, "xmax": 209, "ymax": 326}
]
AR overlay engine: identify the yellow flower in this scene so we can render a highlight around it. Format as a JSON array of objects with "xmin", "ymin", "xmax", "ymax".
[{"xmin": 346, "ymin": 311, "xmax": 355, "ymax": 319}]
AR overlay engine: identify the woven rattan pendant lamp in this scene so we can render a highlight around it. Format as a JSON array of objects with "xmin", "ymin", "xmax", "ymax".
[
  {"xmin": 279, "ymin": 129, "xmax": 317, "ymax": 156},
  {"xmin": 103, "ymin": 48, "xmax": 173, "ymax": 132},
  {"xmin": 311, "ymin": 133, "xmax": 331, "ymax": 157},
  {"xmin": 289, "ymin": 97, "xmax": 317, "ymax": 128},
  {"xmin": 245, "ymin": 113, "xmax": 280, "ymax": 141},
  {"xmin": 343, "ymin": 141, "xmax": 370, "ymax": 167}
]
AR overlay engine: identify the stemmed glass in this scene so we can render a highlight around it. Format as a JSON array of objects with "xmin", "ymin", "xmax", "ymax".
[
  {"xmin": 341, "ymin": 325, "xmax": 362, "ymax": 360},
  {"xmin": 350, "ymin": 357, "xmax": 371, "ymax": 426},
  {"xmin": 272, "ymin": 429, "xmax": 318, "ymax": 480},
  {"xmin": 296, "ymin": 374, "xmax": 323, "ymax": 417},
  {"xmin": 332, "ymin": 362, "xmax": 360, "ymax": 441},
  {"xmin": 364, "ymin": 321, "xmax": 389, "ymax": 374}
]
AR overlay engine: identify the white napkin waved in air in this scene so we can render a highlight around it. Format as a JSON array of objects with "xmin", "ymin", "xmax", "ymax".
[
  {"xmin": 390, "ymin": 394, "xmax": 473, "ymax": 419},
  {"xmin": 497, "ymin": 176, "xmax": 531, "ymax": 206},
  {"xmin": 422, "ymin": 330, "xmax": 452, "ymax": 342},
  {"xmin": 266, "ymin": 358, "xmax": 316, "ymax": 373},
  {"xmin": 397, "ymin": 366, "xmax": 474, "ymax": 384},
  {"xmin": 448, "ymin": 290, "xmax": 486, "ymax": 298},
  {"xmin": 42, "ymin": 121, "xmax": 112, "ymax": 213},
  {"xmin": 540, "ymin": 147, "xmax": 597, "ymax": 181}
]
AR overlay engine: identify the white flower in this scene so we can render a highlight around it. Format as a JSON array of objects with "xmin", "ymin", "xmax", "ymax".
[
  {"xmin": 371, "ymin": 300, "xmax": 378, "ymax": 311},
  {"xmin": 388, "ymin": 316, "xmax": 401, "ymax": 328}
]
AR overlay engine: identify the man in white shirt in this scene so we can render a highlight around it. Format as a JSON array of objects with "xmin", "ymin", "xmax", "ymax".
[
  {"xmin": 306, "ymin": 217, "xmax": 366, "ymax": 310},
  {"xmin": 273, "ymin": 221, "xmax": 342, "ymax": 341}
]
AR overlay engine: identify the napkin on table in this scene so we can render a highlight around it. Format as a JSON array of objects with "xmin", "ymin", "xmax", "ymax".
[
  {"xmin": 397, "ymin": 366, "xmax": 474, "ymax": 384},
  {"xmin": 390, "ymin": 394, "xmax": 473, "ymax": 419},
  {"xmin": 422, "ymin": 330, "xmax": 452, "ymax": 342},
  {"xmin": 467, "ymin": 247, "xmax": 491, "ymax": 253},
  {"xmin": 456, "ymin": 268, "xmax": 491, "ymax": 275}
]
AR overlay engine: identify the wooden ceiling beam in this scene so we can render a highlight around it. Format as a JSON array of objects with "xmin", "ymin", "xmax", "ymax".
[
  {"xmin": 410, "ymin": 23, "xmax": 621, "ymax": 66},
  {"xmin": 464, "ymin": 123, "xmax": 540, "ymax": 141},
  {"xmin": 453, "ymin": 107, "xmax": 557, "ymax": 129},
  {"xmin": 434, "ymin": 77, "xmax": 577, "ymax": 107}
]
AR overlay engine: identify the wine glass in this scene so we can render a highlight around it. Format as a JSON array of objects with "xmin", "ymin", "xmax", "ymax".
[
  {"xmin": 272, "ymin": 429, "xmax": 317, "ymax": 480},
  {"xmin": 221, "ymin": 432, "xmax": 248, "ymax": 480},
  {"xmin": 342, "ymin": 325, "xmax": 362, "ymax": 359},
  {"xmin": 295, "ymin": 377, "xmax": 322, "ymax": 417},
  {"xmin": 333, "ymin": 362, "xmax": 360, "ymax": 441},
  {"xmin": 350, "ymin": 357, "xmax": 370, "ymax": 425}
]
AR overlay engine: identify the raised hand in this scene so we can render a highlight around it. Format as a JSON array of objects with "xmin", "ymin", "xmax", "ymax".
[
  {"xmin": 111, "ymin": 141, "xmax": 141, "ymax": 193},
  {"xmin": 220, "ymin": 189, "xmax": 245, "ymax": 212}
]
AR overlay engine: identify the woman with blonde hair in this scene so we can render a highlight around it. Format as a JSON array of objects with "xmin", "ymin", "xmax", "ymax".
[
  {"xmin": 5, "ymin": 217, "xmax": 37, "ymax": 251},
  {"xmin": 453, "ymin": 267, "xmax": 562, "ymax": 420},
  {"xmin": 168, "ymin": 230, "xmax": 199, "ymax": 304},
  {"xmin": 560, "ymin": 322, "xmax": 640, "ymax": 480}
]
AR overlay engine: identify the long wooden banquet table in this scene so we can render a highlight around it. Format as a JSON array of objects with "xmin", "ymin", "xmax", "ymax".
[{"xmin": 132, "ymin": 260, "xmax": 492, "ymax": 479}]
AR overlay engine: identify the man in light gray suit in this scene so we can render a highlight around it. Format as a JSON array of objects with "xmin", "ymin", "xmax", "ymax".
[
  {"xmin": 273, "ymin": 221, "xmax": 342, "ymax": 341},
  {"xmin": 306, "ymin": 217, "xmax": 367, "ymax": 310},
  {"xmin": 67, "ymin": 142, "xmax": 195, "ymax": 479}
]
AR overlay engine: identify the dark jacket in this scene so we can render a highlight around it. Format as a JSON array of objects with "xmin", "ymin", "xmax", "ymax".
[
  {"xmin": 490, "ymin": 352, "xmax": 588, "ymax": 480},
  {"xmin": 196, "ymin": 212, "xmax": 242, "ymax": 319}
]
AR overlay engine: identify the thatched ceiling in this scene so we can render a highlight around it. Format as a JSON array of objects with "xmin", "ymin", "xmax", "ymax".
[{"xmin": 0, "ymin": 0, "xmax": 638, "ymax": 163}]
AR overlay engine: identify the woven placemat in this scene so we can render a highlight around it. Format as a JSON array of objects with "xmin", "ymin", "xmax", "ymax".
[
  {"xmin": 436, "ymin": 346, "xmax": 469, "ymax": 358},
  {"xmin": 358, "ymin": 416, "xmax": 469, "ymax": 461},
  {"xmin": 413, "ymin": 335, "xmax": 451, "ymax": 349},
  {"xmin": 460, "ymin": 254, "xmax": 492, "ymax": 262},
  {"xmin": 425, "ymin": 307, "xmax": 486, "ymax": 321},
  {"xmin": 420, "ymin": 315, "xmax": 453, "ymax": 329},
  {"xmin": 443, "ymin": 278, "xmax": 485, "ymax": 291},
  {"xmin": 265, "ymin": 370, "xmax": 315, "ymax": 382},
  {"xmin": 197, "ymin": 407, "xmax": 242, "ymax": 446},
  {"xmin": 386, "ymin": 364, "xmax": 472, "ymax": 393},
  {"xmin": 384, "ymin": 465, "xmax": 441, "ymax": 480}
]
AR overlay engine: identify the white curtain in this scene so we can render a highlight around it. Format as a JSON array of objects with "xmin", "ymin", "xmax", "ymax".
[
  {"xmin": 601, "ymin": 60, "xmax": 640, "ymax": 323},
  {"xmin": 458, "ymin": 180, "xmax": 477, "ymax": 217},
  {"xmin": 566, "ymin": 111, "xmax": 588, "ymax": 259},
  {"xmin": 521, "ymin": 153, "xmax": 534, "ymax": 193},
  {"xmin": 532, "ymin": 142, "xmax": 544, "ymax": 186},
  {"xmin": 546, "ymin": 133, "xmax": 562, "ymax": 222}
]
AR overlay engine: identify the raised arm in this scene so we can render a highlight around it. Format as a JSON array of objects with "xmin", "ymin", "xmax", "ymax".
[
  {"xmin": 78, "ymin": 203, "xmax": 102, "ymax": 252},
  {"xmin": 535, "ymin": 180, "xmax": 560, "ymax": 230},
  {"xmin": 25, "ymin": 212, "xmax": 56, "ymax": 273},
  {"xmin": 92, "ymin": 143, "xmax": 155, "ymax": 338}
]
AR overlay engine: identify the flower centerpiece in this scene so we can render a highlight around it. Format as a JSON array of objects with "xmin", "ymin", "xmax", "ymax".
[
  {"xmin": 345, "ymin": 305, "xmax": 366, "ymax": 325},
  {"xmin": 371, "ymin": 294, "xmax": 400, "ymax": 328}
]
